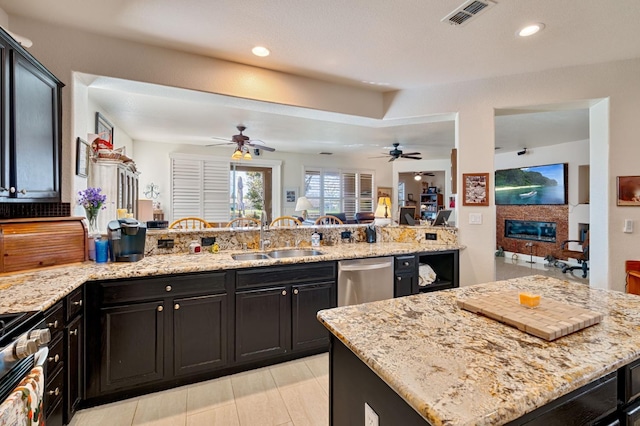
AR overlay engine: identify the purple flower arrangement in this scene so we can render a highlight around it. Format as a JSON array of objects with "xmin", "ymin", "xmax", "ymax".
[{"xmin": 78, "ymin": 187, "xmax": 107, "ymax": 212}]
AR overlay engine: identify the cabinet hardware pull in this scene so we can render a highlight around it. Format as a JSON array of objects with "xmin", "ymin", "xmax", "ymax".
[
  {"xmin": 0, "ymin": 187, "xmax": 7, "ymax": 192},
  {"xmin": 73, "ymin": 300, "xmax": 83, "ymax": 306},
  {"xmin": 48, "ymin": 387, "xmax": 60, "ymax": 396},
  {"xmin": 69, "ymin": 329, "xmax": 78, "ymax": 336},
  {"xmin": 293, "ymin": 289, "xmax": 299, "ymax": 295},
  {"xmin": 48, "ymin": 354, "xmax": 60, "ymax": 363},
  {"xmin": 282, "ymin": 290, "xmax": 287, "ymax": 296},
  {"xmin": 48, "ymin": 320, "xmax": 58, "ymax": 329},
  {"xmin": 165, "ymin": 285, "xmax": 172, "ymax": 292},
  {"xmin": 403, "ymin": 261, "xmax": 409, "ymax": 266},
  {"xmin": 174, "ymin": 304, "xmax": 180, "ymax": 310},
  {"xmin": 18, "ymin": 189, "xmax": 26, "ymax": 194},
  {"xmin": 157, "ymin": 306, "xmax": 163, "ymax": 312},
  {"xmin": 9, "ymin": 187, "xmax": 15, "ymax": 193},
  {"xmin": 397, "ymin": 276, "xmax": 402, "ymax": 281}
]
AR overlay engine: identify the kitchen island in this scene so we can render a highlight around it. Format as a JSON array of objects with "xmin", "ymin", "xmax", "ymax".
[{"xmin": 318, "ymin": 275, "xmax": 640, "ymax": 425}]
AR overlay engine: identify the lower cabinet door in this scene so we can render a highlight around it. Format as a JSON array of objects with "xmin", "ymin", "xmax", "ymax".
[
  {"xmin": 235, "ymin": 287, "xmax": 289, "ymax": 363},
  {"xmin": 394, "ymin": 273, "xmax": 417, "ymax": 297},
  {"xmin": 65, "ymin": 315, "xmax": 83, "ymax": 424},
  {"xmin": 292, "ymin": 282, "xmax": 334, "ymax": 351},
  {"xmin": 173, "ymin": 293, "xmax": 228, "ymax": 376},
  {"xmin": 100, "ymin": 301, "xmax": 164, "ymax": 393}
]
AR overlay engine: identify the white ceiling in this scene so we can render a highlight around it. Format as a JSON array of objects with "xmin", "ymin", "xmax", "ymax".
[{"xmin": 2, "ymin": 0, "xmax": 607, "ymax": 156}]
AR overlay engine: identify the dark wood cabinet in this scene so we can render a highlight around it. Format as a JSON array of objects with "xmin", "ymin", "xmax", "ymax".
[
  {"xmin": 235, "ymin": 262, "xmax": 337, "ymax": 363},
  {"xmin": 292, "ymin": 282, "xmax": 333, "ymax": 351},
  {"xmin": 0, "ymin": 28, "xmax": 62, "ymax": 202},
  {"xmin": 86, "ymin": 272, "xmax": 231, "ymax": 401},
  {"xmin": 65, "ymin": 315, "xmax": 83, "ymax": 422},
  {"xmin": 43, "ymin": 286, "xmax": 83, "ymax": 426},
  {"xmin": 395, "ymin": 255, "xmax": 418, "ymax": 297},
  {"xmin": 99, "ymin": 301, "xmax": 165, "ymax": 393},
  {"xmin": 417, "ymin": 250, "xmax": 460, "ymax": 294},
  {"xmin": 235, "ymin": 286, "xmax": 289, "ymax": 363},
  {"xmin": 173, "ymin": 293, "xmax": 228, "ymax": 377}
]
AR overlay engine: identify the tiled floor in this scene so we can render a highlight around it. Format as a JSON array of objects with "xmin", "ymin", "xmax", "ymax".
[
  {"xmin": 69, "ymin": 354, "xmax": 329, "ymax": 426},
  {"xmin": 70, "ymin": 261, "xmax": 587, "ymax": 426},
  {"xmin": 495, "ymin": 256, "xmax": 589, "ymax": 285}
]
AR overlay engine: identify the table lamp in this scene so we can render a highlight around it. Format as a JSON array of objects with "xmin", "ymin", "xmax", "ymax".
[
  {"xmin": 374, "ymin": 196, "xmax": 392, "ymax": 225},
  {"xmin": 295, "ymin": 196, "xmax": 314, "ymax": 220}
]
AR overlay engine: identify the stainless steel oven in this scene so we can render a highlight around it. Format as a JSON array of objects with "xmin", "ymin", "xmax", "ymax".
[{"xmin": 0, "ymin": 312, "xmax": 50, "ymax": 423}]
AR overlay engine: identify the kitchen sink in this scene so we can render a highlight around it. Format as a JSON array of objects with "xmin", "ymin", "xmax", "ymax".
[
  {"xmin": 267, "ymin": 249, "xmax": 324, "ymax": 259},
  {"xmin": 231, "ymin": 253, "xmax": 271, "ymax": 261}
]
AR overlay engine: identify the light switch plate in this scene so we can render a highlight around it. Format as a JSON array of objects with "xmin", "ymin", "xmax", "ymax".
[
  {"xmin": 469, "ymin": 213, "xmax": 482, "ymax": 225},
  {"xmin": 624, "ymin": 219, "xmax": 634, "ymax": 233}
]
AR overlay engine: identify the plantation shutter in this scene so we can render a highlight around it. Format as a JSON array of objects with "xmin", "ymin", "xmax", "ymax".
[
  {"xmin": 171, "ymin": 154, "xmax": 230, "ymax": 223},
  {"xmin": 342, "ymin": 172, "xmax": 357, "ymax": 218},
  {"xmin": 359, "ymin": 173, "xmax": 374, "ymax": 213}
]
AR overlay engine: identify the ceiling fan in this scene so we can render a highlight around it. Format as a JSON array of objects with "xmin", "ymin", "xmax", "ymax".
[
  {"xmin": 208, "ymin": 125, "xmax": 276, "ymax": 158},
  {"xmin": 373, "ymin": 142, "xmax": 422, "ymax": 162}
]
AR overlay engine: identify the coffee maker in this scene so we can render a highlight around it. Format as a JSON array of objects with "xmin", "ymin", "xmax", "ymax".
[{"xmin": 107, "ymin": 218, "xmax": 147, "ymax": 262}]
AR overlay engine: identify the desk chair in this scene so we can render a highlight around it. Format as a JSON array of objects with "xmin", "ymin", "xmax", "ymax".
[{"xmin": 558, "ymin": 231, "xmax": 589, "ymax": 278}]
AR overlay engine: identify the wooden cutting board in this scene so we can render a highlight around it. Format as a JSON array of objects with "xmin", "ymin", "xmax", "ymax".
[{"xmin": 457, "ymin": 291, "xmax": 603, "ymax": 341}]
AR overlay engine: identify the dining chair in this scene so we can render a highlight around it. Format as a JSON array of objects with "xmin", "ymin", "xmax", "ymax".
[
  {"xmin": 270, "ymin": 216, "xmax": 302, "ymax": 227},
  {"xmin": 226, "ymin": 217, "xmax": 260, "ymax": 228},
  {"xmin": 169, "ymin": 217, "xmax": 211, "ymax": 229},
  {"xmin": 314, "ymin": 215, "xmax": 344, "ymax": 225}
]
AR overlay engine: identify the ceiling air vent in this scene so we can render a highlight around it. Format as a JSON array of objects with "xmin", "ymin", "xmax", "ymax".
[{"xmin": 442, "ymin": 0, "xmax": 496, "ymax": 26}]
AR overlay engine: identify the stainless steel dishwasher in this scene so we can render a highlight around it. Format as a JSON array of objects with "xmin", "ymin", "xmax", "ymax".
[{"xmin": 338, "ymin": 257, "xmax": 394, "ymax": 306}]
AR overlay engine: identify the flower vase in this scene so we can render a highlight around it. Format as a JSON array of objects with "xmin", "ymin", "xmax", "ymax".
[{"xmin": 85, "ymin": 208, "xmax": 100, "ymax": 236}]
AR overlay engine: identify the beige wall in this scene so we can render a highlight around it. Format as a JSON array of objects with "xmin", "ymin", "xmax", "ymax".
[{"xmin": 5, "ymin": 15, "xmax": 640, "ymax": 290}]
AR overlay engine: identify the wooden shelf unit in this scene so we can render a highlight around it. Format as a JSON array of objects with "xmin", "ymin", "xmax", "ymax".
[{"xmin": 420, "ymin": 193, "xmax": 443, "ymax": 220}]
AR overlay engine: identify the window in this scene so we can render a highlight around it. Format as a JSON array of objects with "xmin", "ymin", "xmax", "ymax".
[
  {"xmin": 230, "ymin": 165, "xmax": 273, "ymax": 222},
  {"xmin": 171, "ymin": 154, "xmax": 230, "ymax": 223},
  {"xmin": 304, "ymin": 168, "xmax": 374, "ymax": 218},
  {"xmin": 398, "ymin": 181, "xmax": 406, "ymax": 206}
]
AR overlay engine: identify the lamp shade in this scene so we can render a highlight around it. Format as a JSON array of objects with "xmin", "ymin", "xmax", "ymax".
[
  {"xmin": 295, "ymin": 196, "xmax": 314, "ymax": 212},
  {"xmin": 375, "ymin": 197, "xmax": 391, "ymax": 218}
]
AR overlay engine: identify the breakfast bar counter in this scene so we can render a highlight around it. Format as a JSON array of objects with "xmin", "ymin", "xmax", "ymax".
[{"xmin": 317, "ymin": 275, "xmax": 640, "ymax": 425}]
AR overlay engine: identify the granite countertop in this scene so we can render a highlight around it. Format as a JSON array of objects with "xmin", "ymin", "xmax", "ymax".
[
  {"xmin": 0, "ymin": 241, "xmax": 460, "ymax": 315},
  {"xmin": 317, "ymin": 276, "xmax": 640, "ymax": 426}
]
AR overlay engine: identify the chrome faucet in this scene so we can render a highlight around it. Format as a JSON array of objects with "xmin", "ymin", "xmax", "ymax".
[{"xmin": 260, "ymin": 212, "xmax": 271, "ymax": 251}]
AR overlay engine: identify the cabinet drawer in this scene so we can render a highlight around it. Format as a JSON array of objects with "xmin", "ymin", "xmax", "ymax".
[
  {"xmin": 237, "ymin": 262, "xmax": 336, "ymax": 289},
  {"xmin": 46, "ymin": 335, "xmax": 64, "ymax": 375},
  {"xmin": 44, "ymin": 367, "xmax": 64, "ymax": 416},
  {"xmin": 44, "ymin": 302, "xmax": 64, "ymax": 338},
  {"xmin": 65, "ymin": 286, "xmax": 83, "ymax": 321},
  {"xmin": 395, "ymin": 255, "xmax": 416, "ymax": 273},
  {"xmin": 621, "ymin": 358, "xmax": 640, "ymax": 404},
  {"xmin": 99, "ymin": 272, "xmax": 227, "ymax": 304}
]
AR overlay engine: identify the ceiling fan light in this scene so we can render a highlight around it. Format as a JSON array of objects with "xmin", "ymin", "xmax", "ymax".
[
  {"xmin": 414, "ymin": 174, "xmax": 422, "ymax": 181},
  {"xmin": 231, "ymin": 149, "xmax": 243, "ymax": 160},
  {"xmin": 252, "ymin": 46, "xmax": 270, "ymax": 57},
  {"xmin": 243, "ymin": 150, "xmax": 252, "ymax": 160}
]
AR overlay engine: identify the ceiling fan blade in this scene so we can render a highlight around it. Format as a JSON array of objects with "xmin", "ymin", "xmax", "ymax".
[
  {"xmin": 206, "ymin": 142, "xmax": 234, "ymax": 147},
  {"xmin": 388, "ymin": 157, "xmax": 397, "ymax": 162},
  {"xmin": 246, "ymin": 142, "xmax": 274, "ymax": 151},
  {"xmin": 211, "ymin": 136, "xmax": 233, "ymax": 142},
  {"xmin": 401, "ymin": 155, "xmax": 422, "ymax": 160},
  {"xmin": 401, "ymin": 152, "xmax": 421, "ymax": 156}
]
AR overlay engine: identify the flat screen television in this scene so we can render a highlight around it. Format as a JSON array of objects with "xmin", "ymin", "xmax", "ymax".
[{"xmin": 495, "ymin": 163, "xmax": 568, "ymax": 205}]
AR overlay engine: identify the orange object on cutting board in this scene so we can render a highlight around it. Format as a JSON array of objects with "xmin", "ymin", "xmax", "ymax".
[{"xmin": 519, "ymin": 292, "xmax": 541, "ymax": 308}]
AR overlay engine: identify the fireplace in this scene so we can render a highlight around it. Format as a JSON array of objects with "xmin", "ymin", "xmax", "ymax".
[{"xmin": 505, "ymin": 220, "xmax": 557, "ymax": 243}]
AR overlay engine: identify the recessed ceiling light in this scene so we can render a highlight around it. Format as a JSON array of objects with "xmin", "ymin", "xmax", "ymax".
[
  {"xmin": 251, "ymin": 46, "xmax": 270, "ymax": 57},
  {"xmin": 361, "ymin": 80, "xmax": 390, "ymax": 86},
  {"xmin": 518, "ymin": 23, "xmax": 545, "ymax": 37}
]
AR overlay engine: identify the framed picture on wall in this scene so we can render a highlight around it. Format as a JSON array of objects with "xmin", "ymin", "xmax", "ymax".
[
  {"xmin": 462, "ymin": 173, "xmax": 489, "ymax": 206},
  {"xmin": 75, "ymin": 137, "xmax": 90, "ymax": 178},
  {"xmin": 377, "ymin": 186, "xmax": 392, "ymax": 199},
  {"xmin": 95, "ymin": 112, "xmax": 114, "ymax": 145},
  {"xmin": 284, "ymin": 187, "xmax": 298, "ymax": 206},
  {"xmin": 617, "ymin": 176, "xmax": 640, "ymax": 206}
]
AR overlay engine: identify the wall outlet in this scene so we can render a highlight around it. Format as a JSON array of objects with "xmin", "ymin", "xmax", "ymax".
[
  {"xmin": 201, "ymin": 237, "xmax": 216, "ymax": 247},
  {"xmin": 157, "ymin": 239, "xmax": 174, "ymax": 249},
  {"xmin": 364, "ymin": 403, "xmax": 379, "ymax": 426},
  {"xmin": 425, "ymin": 232, "xmax": 438, "ymax": 241},
  {"xmin": 341, "ymin": 231, "xmax": 352, "ymax": 240}
]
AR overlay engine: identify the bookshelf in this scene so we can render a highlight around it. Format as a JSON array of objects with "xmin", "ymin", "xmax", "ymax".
[{"xmin": 420, "ymin": 192, "xmax": 443, "ymax": 220}]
